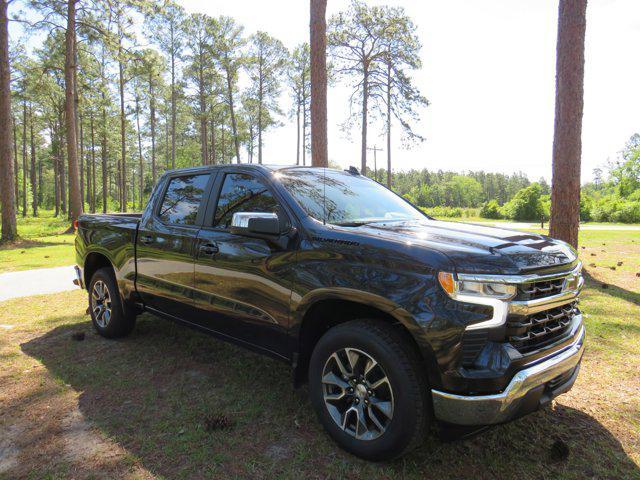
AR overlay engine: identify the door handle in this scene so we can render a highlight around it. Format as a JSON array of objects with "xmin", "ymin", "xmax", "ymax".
[
  {"xmin": 140, "ymin": 235, "xmax": 154, "ymax": 245},
  {"xmin": 199, "ymin": 243, "xmax": 219, "ymax": 256}
]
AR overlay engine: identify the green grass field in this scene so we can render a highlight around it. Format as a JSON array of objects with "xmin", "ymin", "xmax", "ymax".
[
  {"xmin": 0, "ymin": 211, "xmax": 75, "ymax": 272},
  {"xmin": 0, "ymin": 227, "xmax": 638, "ymax": 479}
]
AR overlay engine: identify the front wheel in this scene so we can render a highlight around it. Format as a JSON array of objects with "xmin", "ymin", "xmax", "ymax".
[
  {"xmin": 308, "ymin": 319, "xmax": 430, "ymax": 461},
  {"xmin": 88, "ymin": 267, "xmax": 136, "ymax": 338}
]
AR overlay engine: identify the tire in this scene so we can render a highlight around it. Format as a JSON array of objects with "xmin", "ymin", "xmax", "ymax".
[
  {"xmin": 308, "ymin": 319, "xmax": 430, "ymax": 461},
  {"xmin": 88, "ymin": 267, "xmax": 136, "ymax": 338}
]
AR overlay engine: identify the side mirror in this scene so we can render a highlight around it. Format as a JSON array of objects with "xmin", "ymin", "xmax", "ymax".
[{"xmin": 230, "ymin": 212, "xmax": 282, "ymax": 237}]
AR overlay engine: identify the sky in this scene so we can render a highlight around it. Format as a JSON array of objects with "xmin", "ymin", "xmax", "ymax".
[{"xmin": 177, "ymin": 0, "xmax": 640, "ymax": 183}]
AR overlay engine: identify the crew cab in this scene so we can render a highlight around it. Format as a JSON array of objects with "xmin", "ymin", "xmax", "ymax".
[{"xmin": 74, "ymin": 164, "xmax": 585, "ymax": 460}]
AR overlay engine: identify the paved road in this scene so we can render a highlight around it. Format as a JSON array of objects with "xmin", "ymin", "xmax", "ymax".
[{"xmin": 0, "ymin": 265, "xmax": 79, "ymax": 302}]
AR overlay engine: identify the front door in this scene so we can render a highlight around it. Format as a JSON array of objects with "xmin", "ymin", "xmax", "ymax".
[
  {"xmin": 192, "ymin": 171, "xmax": 295, "ymax": 357},
  {"xmin": 136, "ymin": 172, "xmax": 213, "ymax": 318}
]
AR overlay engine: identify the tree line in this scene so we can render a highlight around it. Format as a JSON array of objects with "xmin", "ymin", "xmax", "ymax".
[
  {"xmin": 0, "ymin": 0, "xmax": 427, "ymax": 238},
  {"xmin": 0, "ymin": 0, "xmax": 591, "ymax": 249}
]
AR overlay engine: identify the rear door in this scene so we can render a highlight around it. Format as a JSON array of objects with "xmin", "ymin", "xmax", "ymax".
[
  {"xmin": 192, "ymin": 169, "xmax": 295, "ymax": 357},
  {"xmin": 136, "ymin": 171, "xmax": 215, "ymax": 318}
]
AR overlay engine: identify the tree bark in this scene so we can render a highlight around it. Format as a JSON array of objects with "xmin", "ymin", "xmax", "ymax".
[
  {"xmin": 149, "ymin": 72, "xmax": 157, "ymax": 185},
  {"xmin": 135, "ymin": 93, "xmax": 143, "ymax": 210},
  {"xmin": 90, "ymin": 113, "xmax": 95, "ymax": 212},
  {"xmin": 101, "ymin": 100, "xmax": 108, "ymax": 214},
  {"xmin": 118, "ymin": 30, "xmax": 127, "ymax": 212},
  {"xmin": 21, "ymin": 102, "xmax": 26, "ymax": 217},
  {"xmin": 257, "ymin": 58, "xmax": 263, "ymax": 164},
  {"xmin": 64, "ymin": 0, "xmax": 82, "ymax": 228},
  {"xmin": 224, "ymin": 61, "xmax": 241, "ymax": 163},
  {"xmin": 295, "ymin": 96, "xmax": 300, "ymax": 165},
  {"xmin": 170, "ymin": 23, "xmax": 176, "ymax": 169},
  {"xmin": 360, "ymin": 67, "xmax": 369, "ymax": 175},
  {"xmin": 386, "ymin": 61, "xmax": 392, "ymax": 188},
  {"xmin": 549, "ymin": 0, "xmax": 587, "ymax": 248},
  {"xmin": 12, "ymin": 114, "xmax": 18, "ymax": 215},
  {"xmin": 30, "ymin": 107, "xmax": 37, "ymax": 216},
  {"xmin": 310, "ymin": 0, "xmax": 328, "ymax": 167},
  {"xmin": 79, "ymin": 114, "xmax": 84, "ymax": 210},
  {"xmin": 0, "ymin": 0, "xmax": 16, "ymax": 241}
]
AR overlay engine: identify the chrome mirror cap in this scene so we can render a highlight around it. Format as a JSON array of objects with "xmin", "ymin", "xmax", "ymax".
[{"xmin": 231, "ymin": 212, "xmax": 278, "ymax": 229}]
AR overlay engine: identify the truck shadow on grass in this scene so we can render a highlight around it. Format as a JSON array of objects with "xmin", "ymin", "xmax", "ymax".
[{"xmin": 21, "ymin": 315, "xmax": 640, "ymax": 480}]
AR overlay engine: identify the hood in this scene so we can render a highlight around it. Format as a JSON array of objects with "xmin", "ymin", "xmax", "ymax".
[{"xmin": 347, "ymin": 219, "xmax": 577, "ymax": 275}]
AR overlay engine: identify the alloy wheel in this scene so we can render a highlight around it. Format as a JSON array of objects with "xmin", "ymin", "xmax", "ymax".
[
  {"xmin": 321, "ymin": 347, "xmax": 394, "ymax": 441},
  {"xmin": 91, "ymin": 280, "xmax": 112, "ymax": 328}
]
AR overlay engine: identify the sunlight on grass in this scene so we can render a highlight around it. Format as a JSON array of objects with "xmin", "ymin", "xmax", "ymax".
[{"xmin": 0, "ymin": 211, "xmax": 76, "ymax": 273}]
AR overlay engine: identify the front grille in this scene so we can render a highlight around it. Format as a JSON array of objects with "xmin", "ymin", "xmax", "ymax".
[
  {"xmin": 516, "ymin": 278, "xmax": 564, "ymax": 301},
  {"xmin": 506, "ymin": 302, "xmax": 578, "ymax": 354}
]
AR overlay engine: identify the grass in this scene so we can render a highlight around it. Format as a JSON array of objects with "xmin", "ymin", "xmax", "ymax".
[
  {"xmin": 0, "ymin": 210, "xmax": 75, "ymax": 273},
  {"xmin": 0, "ymin": 231, "xmax": 638, "ymax": 479}
]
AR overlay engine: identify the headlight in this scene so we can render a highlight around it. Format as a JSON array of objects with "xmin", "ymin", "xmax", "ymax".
[{"xmin": 438, "ymin": 272, "xmax": 516, "ymax": 300}]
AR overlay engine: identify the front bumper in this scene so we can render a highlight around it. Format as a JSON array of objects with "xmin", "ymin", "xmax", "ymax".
[
  {"xmin": 73, "ymin": 265, "xmax": 84, "ymax": 289},
  {"xmin": 431, "ymin": 324, "xmax": 585, "ymax": 426}
]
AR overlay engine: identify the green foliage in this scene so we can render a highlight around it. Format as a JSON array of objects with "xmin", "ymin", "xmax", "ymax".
[
  {"xmin": 500, "ymin": 183, "xmax": 545, "ymax": 221},
  {"xmin": 480, "ymin": 200, "xmax": 502, "ymax": 219},
  {"xmin": 420, "ymin": 206, "xmax": 462, "ymax": 218}
]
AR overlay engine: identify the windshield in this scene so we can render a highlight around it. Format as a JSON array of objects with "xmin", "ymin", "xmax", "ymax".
[{"xmin": 275, "ymin": 168, "xmax": 426, "ymax": 226}]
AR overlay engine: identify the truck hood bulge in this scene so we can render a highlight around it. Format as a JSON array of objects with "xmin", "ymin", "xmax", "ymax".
[{"xmin": 352, "ymin": 220, "xmax": 577, "ymax": 275}]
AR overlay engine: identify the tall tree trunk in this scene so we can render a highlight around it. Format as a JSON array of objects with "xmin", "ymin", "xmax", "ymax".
[
  {"xmin": 0, "ymin": 0, "xmax": 16, "ymax": 241},
  {"xmin": 295, "ymin": 96, "xmax": 300, "ymax": 165},
  {"xmin": 310, "ymin": 0, "xmax": 328, "ymax": 167},
  {"xmin": 225, "ymin": 65, "xmax": 241, "ymax": 163},
  {"xmin": 386, "ymin": 61, "xmax": 392, "ymax": 188},
  {"xmin": 360, "ymin": 67, "xmax": 368, "ymax": 175},
  {"xmin": 79, "ymin": 114, "xmax": 84, "ymax": 209},
  {"xmin": 90, "ymin": 113, "xmax": 96, "ymax": 213},
  {"xmin": 165, "ymin": 104, "xmax": 170, "ymax": 170},
  {"xmin": 198, "ymin": 62, "xmax": 207, "ymax": 166},
  {"xmin": 210, "ymin": 114, "xmax": 216, "ymax": 165},
  {"xmin": 302, "ymin": 83, "xmax": 307, "ymax": 166},
  {"xmin": 64, "ymin": 0, "xmax": 82, "ymax": 228},
  {"xmin": 30, "ymin": 107, "xmax": 36, "ymax": 216},
  {"xmin": 101, "ymin": 102, "xmax": 108, "ymax": 214},
  {"xmin": 221, "ymin": 121, "xmax": 225, "ymax": 164},
  {"xmin": 12, "ymin": 114, "xmax": 18, "ymax": 215},
  {"xmin": 59, "ymin": 120, "xmax": 66, "ymax": 217},
  {"xmin": 51, "ymin": 124, "xmax": 60, "ymax": 216},
  {"xmin": 135, "ymin": 93, "xmax": 143, "ymax": 210},
  {"xmin": 549, "ymin": 0, "xmax": 587, "ymax": 248},
  {"xmin": 21, "ymin": 102, "xmax": 26, "ymax": 217},
  {"xmin": 149, "ymin": 72, "xmax": 157, "ymax": 184},
  {"xmin": 170, "ymin": 25, "xmax": 176, "ymax": 170},
  {"xmin": 258, "ymin": 61, "xmax": 263, "ymax": 164},
  {"xmin": 118, "ymin": 31, "xmax": 126, "ymax": 212}
]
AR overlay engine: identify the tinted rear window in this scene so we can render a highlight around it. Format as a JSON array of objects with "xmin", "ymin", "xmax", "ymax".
[{"xmin": 158, "ymin": 174, "xmax": 210, "ymax": 225}]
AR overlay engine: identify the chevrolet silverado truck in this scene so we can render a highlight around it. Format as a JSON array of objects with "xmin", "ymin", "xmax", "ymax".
[{"xmin": 74, "ymin": 164, "xmax": 585, "ymax": 460}]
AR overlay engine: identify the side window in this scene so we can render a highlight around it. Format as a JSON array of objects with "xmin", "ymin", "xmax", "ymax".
[
  {"xmin": 158, "ymin": 174, "xmax": 210, "ymax": 225},
  {"xmin": 214, "ymin": 173, "xmax": 279, "ymax": 228}
]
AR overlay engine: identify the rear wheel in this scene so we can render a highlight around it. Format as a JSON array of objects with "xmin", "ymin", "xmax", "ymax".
[
  {"xmin": 308, "ymin": 319, "xmax": 430, "ymax": 460},
  {"xmin": 88, "ymin": 267, "xmax": 136, "ymax": 338}
]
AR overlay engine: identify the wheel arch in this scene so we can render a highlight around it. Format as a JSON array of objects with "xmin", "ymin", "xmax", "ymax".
[
  {"xmin": 83, "ymin": 251, "xmax": 115, "ymax": 289},
  {"xmin": 292, "ymin": 289, "xmax": 438, "ymax": 388}
]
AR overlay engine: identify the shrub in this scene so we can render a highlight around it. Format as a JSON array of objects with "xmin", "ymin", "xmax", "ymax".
[
  {"xmin": 500, "ymin": 184, "xmax": 545, "ymax": 221},
  {"xmin": 480, "ymin": 200, "xmax": 502, "ymax": 219},
  {"xmin": 421, "ymin": 206, "xmax": 463, "ymax": 218}
]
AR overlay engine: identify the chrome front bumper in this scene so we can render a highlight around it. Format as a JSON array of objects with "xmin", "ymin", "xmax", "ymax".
[{"xmin": 432, "ymin": 324, "xmax": 586, "ymax": 426}]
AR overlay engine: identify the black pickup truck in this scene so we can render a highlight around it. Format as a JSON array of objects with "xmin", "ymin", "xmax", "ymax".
[{"xmin": 75, "ymin": 164, "xmax": 585, "ymax": 460}]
